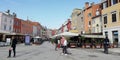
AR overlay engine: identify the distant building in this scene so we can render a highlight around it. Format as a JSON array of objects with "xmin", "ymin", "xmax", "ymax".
[
  {"xmin": 0, "ymin": 11, "xmax": 14, "ymax": 41},
  {"xmin": 70, "ymin": 8, "xmax": 81, "ymax": 33},
  {"xmin": 76, "ymin": 10, "xmax": 84, "ymax": 34},
  {"xmin": 13, "ymin": 18, "xmax": 21, "ymax": 34},
  {"xmin": 21, "ymin": 20, "xmax": 33, "ymax": 36},
  {"xmin": 66, "ymin": 19, "xmax": 71, "ymax": 32},
  {"xmin": 46, "ymin": 29, "xmax": 52, "ymax": 38},
  {"xmin": 32, "ymin": 22, "xmax": 42, "ymax": 37},
  {"xmin": 0, "ymin": 12, "xmax": 14, "ymax": 33}
]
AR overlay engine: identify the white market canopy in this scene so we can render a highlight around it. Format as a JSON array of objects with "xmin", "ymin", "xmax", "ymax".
[
  {"xmin": 58, "ymin": 32, "xmax": 78, "ymax": 37},
  {"xmin": 51, "ymin": 32, "xmax": 79, "ymax": 38},
  {"xmin": 34, "ymin": 36, "xmax": 41, "ymax": 38},
  {"xmin": 81, "ymin": 35, "xmax": 105, "ymax": 38}
]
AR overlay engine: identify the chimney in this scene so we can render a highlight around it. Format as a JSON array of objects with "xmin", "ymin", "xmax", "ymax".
[
  {"xmin": 91, "ymin": 2, "xmax": 94, "ymax": 6},
  {"xmin": 85, "ymin": 2, "xmax": 89, "ymax": 9},
  {"xmin": 13, "ymin": 12, "xmax": 17, "ymax": 18}
]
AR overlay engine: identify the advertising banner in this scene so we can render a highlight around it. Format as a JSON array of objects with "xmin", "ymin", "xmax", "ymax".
[{"xmin": 25, "ymin": 35, "xmax": 30, "ymax": 45}]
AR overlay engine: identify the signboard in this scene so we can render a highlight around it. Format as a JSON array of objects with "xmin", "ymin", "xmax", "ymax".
[
  {"xmin": 25, "ymin": 35, "xmax": 30, "ymax": 45},
  {"xmin": 6, "ymin": 38, "xmax": 11, "ymax": 45}
]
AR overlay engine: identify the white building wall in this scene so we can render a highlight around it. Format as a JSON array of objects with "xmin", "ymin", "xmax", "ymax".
[
  {"xmin": 0, "ymin": 13, "xmax": 2, "ymax": 29},
  {"xmin": 92, "ymin": 16, "xmax": 102, "ymax": 33},
  {"xmin": 0, "ymin": 12, "xmax": 14, "ymax": 33},
  {"xmin": 103, "ymin": 26, "xmax": 120, "ymax": 44}
]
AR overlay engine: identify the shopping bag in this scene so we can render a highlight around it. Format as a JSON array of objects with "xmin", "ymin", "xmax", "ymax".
[
  {"xmin": 57, "ymin": 44, "xmax": 60, "ymax": 48},
  {"xmin": 9, "ymin": 47, "xmax": 13, "ymax": 51}
]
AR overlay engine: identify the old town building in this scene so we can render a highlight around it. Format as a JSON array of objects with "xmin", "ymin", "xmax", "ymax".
[
  {"xmin": 83, "ymin": 2, "xmax": 101, "ymax": 34},
  {"xmin": 101, "ymin": 0, "xmax": 120, "ymax": 46}
]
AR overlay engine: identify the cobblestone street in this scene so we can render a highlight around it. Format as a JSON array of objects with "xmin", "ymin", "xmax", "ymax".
[{"xmin": 0, "ymin": 41, "xmax": 120, "ymax": 60}]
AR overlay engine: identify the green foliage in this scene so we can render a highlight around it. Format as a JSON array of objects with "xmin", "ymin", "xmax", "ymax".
[
  {"xmin": 95, "ymin": 39, "xmax": 103, "ymax": 44},
  {"xmin": 80, "ymin": 36, "xmax": 85, "ymax": 40},
  {"xmin": 51, "ymin": 38, "xmax": 55, "ymax": 43},
  {"xmin": 67, "ymin": 39, "xmax": 75, "ymax": 43}
]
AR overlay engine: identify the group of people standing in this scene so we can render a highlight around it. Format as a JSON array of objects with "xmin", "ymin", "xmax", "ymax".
[{"xmin": 54, "ymin": 36, "xmax": 69, "ymax": 55}]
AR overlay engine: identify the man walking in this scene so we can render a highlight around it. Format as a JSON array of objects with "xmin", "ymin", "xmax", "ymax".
[
  {"xmin": 8, "ymin": 37, "xmax": 17, "ymax": 57},
  {"xmin": 103, "ymin": 36, "xmax": 109, "ymax": 54},
  {"xmin": 54, "ymin": 37, "xmax": 58, "ymax": 51}
]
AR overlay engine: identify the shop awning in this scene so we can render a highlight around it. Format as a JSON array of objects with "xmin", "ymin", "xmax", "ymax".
[{"xmin": 81, "ymin": 35, "xmax": 105, "ymax": 38}]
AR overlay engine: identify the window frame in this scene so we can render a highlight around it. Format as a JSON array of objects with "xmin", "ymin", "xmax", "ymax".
[
  {"xmin": 4, "ymin": 24, "xmax": 7, "ymax": 30},
  {"xmin": 112, "ymin": 12, "xmax": 117, "ymax": 22},
  {"xmin": 111, "ymin": 0, "xmax": 118, "ymax": 5},
  {"xmin": 103, "ymin": 15, "xmax": 107, "ymax": 24}
]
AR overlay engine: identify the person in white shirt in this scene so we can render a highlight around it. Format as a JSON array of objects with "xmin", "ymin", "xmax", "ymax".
[{"xmin": 62, "ymin": 37, "xmax": 68, "ymax": 55}]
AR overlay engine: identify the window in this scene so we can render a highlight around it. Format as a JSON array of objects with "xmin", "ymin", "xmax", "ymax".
[
  {"xmin": 4, "ymin": 18, "xmax": 7, "ymax": 22},
  {"xmin": 96, "ymin": 9, "xmax": 100, "ymax": 16},
  {"xmin": 92, "ymin": 27, "xmax": 95, "ymax": 33},
  {"xmin": 4, "ymin": 25, "xmax": 6, "ymax": 30},
  {"xmin": 112, "ymin": 31, "xmax": 118, "ymax": 44},
  {"xmin": 9, "ymin": 26, "xmax": 11, "ymax": 31},
  {"xmin": 81, "ymin": 17, "xmax": 83, "ymax": 20},
  {"xmin": 112, "ymin": 13, "xmax": 117, "ymax": 22},
  {"xmin": 111, "ymin": 0, "xmax": 118, "ymax": 5},
  {"xmin": 103, "ymin": 2, "xmax": 107, "ymax": 9},
  {"xmin": 92, "ymin": 20, "xmax": 95, "ymax": 24},
  {"xmin": 16, "ymin": 22, "xmax": 19, "ymax": 26},
  {"xmin": 10, "ymin": 20, "xmax": 12, "ymax": 24},
  {"xmin": 89, "ymin": 21, "xmax": 91, "ymax": 25},
  {"xmin": 14, "ymin": 29, "xmax": 15, "ymax": 32},
  {"xmin": 88, "ymin": 13, "xmax": 92, "ymax": 17},
  {"xmin": 103, "ymin": 16, "xmax": 107, "ymax": 24},
  {"xmin": 105, "ymin": 31, "xmax": 108, "ymax": 37}
]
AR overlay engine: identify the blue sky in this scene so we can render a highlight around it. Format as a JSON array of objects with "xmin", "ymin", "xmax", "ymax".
[{"xmin": 0, "ymin": 0, "xmax": 100, "ymax": 29}]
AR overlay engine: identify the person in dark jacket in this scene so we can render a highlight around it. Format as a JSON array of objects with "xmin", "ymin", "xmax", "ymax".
[
  {"xmin": 8, "ymin": 37, "xmax": 17, "ymax": 57},
  {"xmin": 54, "ymin": 37, "xmax": 58, "ymax": 51},
  {"xmin": 103, "ymin": 36, "xmax": 109, "ymax": 54}
]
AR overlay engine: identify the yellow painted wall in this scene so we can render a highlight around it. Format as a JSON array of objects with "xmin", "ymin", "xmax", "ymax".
[
  {"xmin": 102, "ymin": 3, "xmax": 120, "ymax": 28},
  {"xmin": 71, "ymin": 9, "xmax": 81, "ymax": 33}
]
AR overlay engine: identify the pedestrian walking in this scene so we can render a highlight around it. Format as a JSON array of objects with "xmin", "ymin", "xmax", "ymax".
[
  {"xmin": 54, "ymin": 37, "xmax": 58, "ymax": 51},
  {"xmin": 57, "ymin": 39, "xmax": 60, "ymax": 48},
  {"xmin": 60, "ymin": 36, "xmax": 68, "ymax": 55},
  {"xmin": 8, "ymin": 37, "xmax": 17, "ymax": 58},
  {"xmin": 103, "ymin": 36, "xmax": 109, "ymax": 54}
]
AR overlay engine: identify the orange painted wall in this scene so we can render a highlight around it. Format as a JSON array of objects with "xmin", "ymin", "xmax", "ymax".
[
  {"xmin": 84, "ymin": 7, "xmax": 92, "ymax": 33},
  {"xmin": 84, "ymin": 4, "xmax": 100, "ymax": 33}
]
